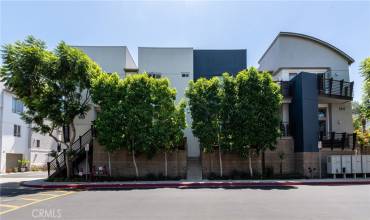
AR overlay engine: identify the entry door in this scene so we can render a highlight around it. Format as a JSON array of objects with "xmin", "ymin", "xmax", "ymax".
[{"xmin": 318, "ymin": 107, "xmax": 329, "ymax": 137}]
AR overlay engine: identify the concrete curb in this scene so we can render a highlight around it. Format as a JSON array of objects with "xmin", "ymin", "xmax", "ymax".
[{"xmin": 20, "ymin": 179, "xmax": 370, "ymax": 189}]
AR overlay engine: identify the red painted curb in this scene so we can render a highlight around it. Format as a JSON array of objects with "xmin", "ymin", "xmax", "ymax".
[{"xmin": 20, "ymin": 180, "xmax": 370, "ymax": 189}]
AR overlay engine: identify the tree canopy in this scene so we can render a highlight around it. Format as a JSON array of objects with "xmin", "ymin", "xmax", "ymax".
[
  {"xmin": 186, "ymin": 68, "xmax": 282, "ymax": 176},
  {"xmin": 361, "ymin": 57, "xmax": 370, "ymax": 119},
  {"xmin": 91, "ymin": 73, "xmax": 186, "ymax": 177},
  {"xmin": 0, "ymin": 36, "xmax": 102, "ymax": 145}
]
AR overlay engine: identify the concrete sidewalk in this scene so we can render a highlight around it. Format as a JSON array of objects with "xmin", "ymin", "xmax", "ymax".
[{"xmin": 21, "ymin": 178, "xmax": 370, "ymax": 189}]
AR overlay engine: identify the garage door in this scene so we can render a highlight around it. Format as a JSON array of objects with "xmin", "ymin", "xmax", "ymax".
[{"xmin": 6, "ymin": 153, "xmax": 23, "ymax": 172}]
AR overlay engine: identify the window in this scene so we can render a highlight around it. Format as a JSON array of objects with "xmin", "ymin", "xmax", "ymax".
[
  {"xmin": 13, "ymin": 125, "xmax": 21, "ymax": 137},
  {"xmin": 148, "ymin": 72, "xmax": 161, "ymax": 78},
  {"xmin": 181, "ymin": 72, "xmax": 190, "ymax": 77},
  {"xmin": 36, "ymin": 140, "xmax": 40, "ymax": 148},
  {"xmin": 12, "ymin": 97, "xmax": 24, "ymax": 114}
]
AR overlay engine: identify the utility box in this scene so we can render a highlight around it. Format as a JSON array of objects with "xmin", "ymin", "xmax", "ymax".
[
  {"xmin": 327, "ymin": 155, "xmax": 342, "ymax": 174},
  {"xmin": 351, "ymin": 155, "xmax": 362, "ymax": 174},
  {"xmin": 362, "ymin": 155, "xmax": 370, "ymax": 173},
  {"xmin": 341, "ymin": 155, "xmax": 352, "ymax": 174}
]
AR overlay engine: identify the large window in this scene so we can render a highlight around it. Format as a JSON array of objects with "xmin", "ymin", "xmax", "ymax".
[
  {"xmin": 13, "ymin": 125, "xmax": 21, "ymax": 137},
  {"xmin": 12, "ymin": 97, "xmax": 24, "ymax": 114}
]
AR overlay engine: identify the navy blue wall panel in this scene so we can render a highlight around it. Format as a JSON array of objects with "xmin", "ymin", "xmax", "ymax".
[
  {"xmin": 290, "ymin": 72, "xmax": 319, "ymax": 152},
  {"xmin": 193, "ymin": 50, "xmax": 247, "ymax": 80}
]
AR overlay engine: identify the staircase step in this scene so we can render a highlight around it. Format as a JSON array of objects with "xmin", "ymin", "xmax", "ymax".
[{"xmin": 187, "ymin": 158, "xmax": 202, "ymax": 181}]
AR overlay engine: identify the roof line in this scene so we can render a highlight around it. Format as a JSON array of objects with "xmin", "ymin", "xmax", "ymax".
[{"xmin": 258, "ymin": 32, "xmax": 355, "ymax": 65}]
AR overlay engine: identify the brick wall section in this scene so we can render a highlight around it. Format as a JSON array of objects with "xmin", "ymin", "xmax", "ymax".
[
  {"xmin": 201, "ymin": 138, "xmax": 296, "ymax": 177},
  {"xmin": 93, "ymin": 141, "xmax": 187, "ymax": 178}
]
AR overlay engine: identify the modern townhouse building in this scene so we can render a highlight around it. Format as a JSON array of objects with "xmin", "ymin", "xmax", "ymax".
[
  {"xmin": 48, "ymin": 33, "xmax": 362, "ymax": 179},
  {"xmin": 259, "ymin": 32, "xmax": 357, "ymax": 176}
]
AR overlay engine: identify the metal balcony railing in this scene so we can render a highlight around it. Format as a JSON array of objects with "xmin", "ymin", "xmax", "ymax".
[
  {"xmin": 280, "ymin": 121, "xmax": 290, "ymax": 137},
  {"xmin": 317, "ymin": 76, "xmax": 354, "ymax": 100},
  {"xmin": 319, "ymin": 132, "xmax": 357, "ymax": 150}
]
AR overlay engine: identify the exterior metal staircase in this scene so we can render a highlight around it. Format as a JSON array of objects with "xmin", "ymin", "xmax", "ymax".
[{"xmin": 47, "ymin": 128, "xmax": 94, "ymax": 178}]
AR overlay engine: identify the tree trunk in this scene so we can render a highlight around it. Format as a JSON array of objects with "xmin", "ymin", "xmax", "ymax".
[
  {"xmin": 280, "ymin": 161, "xmax": 283, "ymax": 176},
  {"xmin": 261, "ymin": 150, "xmax": 265, "ymax": 178},
  {"xmin": 108, "ymin": 152, "xmax": 112, "ymax": 176},
  {"xmin": 164, "ymin": 152, "xmax": 168, "ymax": 177},
  {"xmin": 218, "ymin": 146, "xmax": 223, "ymax": 177},
  {"xmin": 65, "ymin": 123, "xmax": 76, "ymax": 180},
  {"xmin": 362, "ymin": 117, "xmax": 366, "ymax": 133},
  {"xmin": 132, "ymin": 149, "xmax": 139, "ymax": 178},
  {"xmin": 66, "ymin": 153, "xmax": 71, "ymax": 178},
  {"xmin": 248, "ymin": 153, "xmax": 253, "ymax": 177}
]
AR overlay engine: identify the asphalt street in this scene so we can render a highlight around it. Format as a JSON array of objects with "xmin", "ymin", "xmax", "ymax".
[{"xmin": 1, "ymin": 173, "xmax": 370, "ymax": 220}]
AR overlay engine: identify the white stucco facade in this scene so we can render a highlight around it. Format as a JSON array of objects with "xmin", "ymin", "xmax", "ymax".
[
  {"xmin": 0, "ymin": 83, "xmax": 30, "ymax": 172},
  {"xmin": 0, "ymin": 82, "xmax": 57, "ymax": 172},
  {"xmin": 138, "ymin": 47, "xmax": 200, "ymax": 157}
]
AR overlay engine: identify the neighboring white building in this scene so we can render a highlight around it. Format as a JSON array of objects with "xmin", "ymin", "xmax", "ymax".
[
  {"xmin": 0, "ymin": 82, "xmax": 30, "ymax": 172},
  {"xmin": 0, "ymin": 82, "xmax": 58, "ymax": 173},
  {"xmin": 138, "ymin": 47, "xmax": 200, "ymax": 157}
]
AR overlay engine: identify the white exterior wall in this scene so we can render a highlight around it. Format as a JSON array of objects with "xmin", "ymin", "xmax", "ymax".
[
  {"xmin": 259, "ymin": 35, "xmax": 350, "ymax": 81},
  {"xmin": 30, "ymin": 128, "xmax": 60, "ymax": 167},
  {"xmin": 0, "ymin": 82, "xmax": 58, "ymax": 172},
  {"xmin": 0, "ymin": 84, "xmax": 30, "ymax": 173},
  {"xmin": 273, "ymin": 68, "xmax": 328, "ymax": 81},
  {"xmin": 138, "ymin": 47, "xmax": 200, "ymax": 157}
]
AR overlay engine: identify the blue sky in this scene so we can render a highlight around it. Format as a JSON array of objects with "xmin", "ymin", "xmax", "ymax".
[{"xmin": 1, "ymin": 1, "xmax": 369, "ymax": 101}]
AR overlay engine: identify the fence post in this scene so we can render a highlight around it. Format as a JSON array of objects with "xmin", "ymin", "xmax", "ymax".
[
  {"xmin": 339, "ymin": 80, "xmax": 344, "ymax": 96},
  {"xmin": 330, "ymin": 132, "xmax": 335, "ymax": 151},
  {"xmin": 79, "ymin": 136, "xmax": 82, "ymax": 151},
  {"xmin": 329, "ymin": 78, "xmax": 333, "ymax": 95},
  {"xmin": 352, "ymin": 133, "xmax": 357, "ymax": 150},
  {"xmin": 341, "ymin": 133, "xmax": 346, "ymax": 150},
  {"xmin": 63, "ymin": 149, "xmax": 66, "ymax": 165},
  {"xmin": 47, "ymin": 162, "xmax": 50, "ymax": 177}
]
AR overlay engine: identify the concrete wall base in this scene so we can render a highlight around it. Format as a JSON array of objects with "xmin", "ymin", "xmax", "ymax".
[{"xmin": 93, "ymin": 142, "xmax": 187, "ymax": 178}]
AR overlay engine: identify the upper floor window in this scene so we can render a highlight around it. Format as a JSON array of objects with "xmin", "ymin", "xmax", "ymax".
[
  {"xmin": 14, "ymin": 124, "xmax": 21, "ymax": 137},
  {"xmin": 12, "ymin": 97, "xmax": 24, "ymax": 114},
  {"xmin": 148, "ymin": 72, "xmax": 162, "ymax": 79},
  {"xmin": 36, "ymin": 139, "xmax": 40, "ymax": 148},
  {"xmin": 181, "ymin": 72, "xmax": 190, "ymax": 77}
]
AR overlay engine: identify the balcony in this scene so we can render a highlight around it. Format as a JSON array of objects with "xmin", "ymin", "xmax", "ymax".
[
  {"xmin": 319, "ymin": 132, "xmax": 357, "ymax": 150},
  {"xmin": 317, "ymin": 76, "xmax": 353, "ymax": 100}
]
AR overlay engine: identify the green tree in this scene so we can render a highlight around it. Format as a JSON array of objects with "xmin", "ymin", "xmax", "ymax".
[
  {"xmin": 361, "ymin": 57, "xmax": 370, "ymax": 119},
  {"xmin": 235, "ymin": 68, "xmax": 282, "ymax": 177},
  {"xmin": 151, "ymin": 78, "xmax": 186, "ymax": 177},
  {"xmin": 186, "ymin": 77, "xmax": 224, "ymax": 176},
  {"xmin": 1, "ymin": 36, "xmax": 102, "ymax": 178},
  {"xmin": 92, "ymin": 73, "xmax": 186, "ymax": 178}
]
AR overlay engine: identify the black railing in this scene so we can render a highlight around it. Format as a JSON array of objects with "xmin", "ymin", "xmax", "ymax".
[
  {"xmin": 320, "ymin": 132, "xmax": 357, "ymax": 150},
  {"xmin": 280, "ymin": 121, "xmax": 290, "ymax": 137},
  {"xmin": 317, "ymin": 76, "xmax": 353, "ymax": 99},
  {"xmin": 275, "ymin": 81, "xmax": 291, "ymax": 97},
  {"xmin": 47, "ymin": 128, "xmax": 93, "ymax": 178}
]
